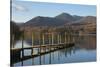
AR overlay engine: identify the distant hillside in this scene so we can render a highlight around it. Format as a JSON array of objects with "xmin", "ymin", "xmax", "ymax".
[
  {"xmin": 15, "ymin": 12, "xmax": 96, "ymax": 35},
  {"xmin": 25, "ymin": 16, "xmax": 68, "ymax": 27},
  {"xmin": 71, "ymin": 16, "xmax": 96, "ymax": 34},
  {"xmin": 24, "ymin": 13, "xmax": 85, "ymax": 27},
  {"xmin": 55, "ymin": 13, "xmax": 74, "ymax": 21},
  {"xmin": 55, "ymin": 13, "xmax": 83, "ymax": 22}
]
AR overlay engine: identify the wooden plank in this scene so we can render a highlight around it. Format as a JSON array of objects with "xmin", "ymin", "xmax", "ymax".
[
  {"xmin": 11, "ymin": 43, "xmax": 73, "ymax": 51},
  {"xmin": 11, "ymin": 43, "xmax": 75, "ymax": 64}
]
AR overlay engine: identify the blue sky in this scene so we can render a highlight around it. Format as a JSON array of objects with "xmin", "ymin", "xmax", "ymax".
[{"xmin": 12, "ymin": 0, "xmax": 96, "ymax": 23}]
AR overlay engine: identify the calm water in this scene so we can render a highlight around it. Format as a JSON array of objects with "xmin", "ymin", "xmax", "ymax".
[{"xmin": 12, "ymin": 35, "xmax": 96, "ymax": 66}]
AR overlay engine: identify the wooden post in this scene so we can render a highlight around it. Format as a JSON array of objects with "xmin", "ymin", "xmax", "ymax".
[
  {"xmin": 42, "ymin": 33, "xmax": 45, "ymax": 45},
  {"xmin": 73, "ymin": 31, "xmax": 75, "ymax": 43},
  {"xmin": 57, "ymin": 34, "xmax": 60, "ymax": 44},
  {"xmin": 42, "ymin": 33, "xmax": 45, "ymax": 52},
  {"xmin": 69, "ymin": 33, "xmax": 71, "ymax": 44},
  {"xmin": 49, "ymin": 33, "xmax": 51, "ymax": 45},
  {"xmin": 65, "ymin": 32, "xmax": 67, "ymax": 44},
  {"xmin": 39, "ymin": 33, "xmax": 41, "ymax": 53},
  {"xmin": 39, "ymin": 33, "xmax": 41, "ymax": 65},
  {"xmin": 32, "ymin": 31, "xmax": 35, "ymax": 65},
  {"xmin": 52, "ymin": 32, "xmax": 54, "ymax": 45},
  {"xmin": 60, "ymin": 34, "xmax": 61, "ymax": 44},
  {"xmin": 37, "ymin": 33, "xmax": 40, "ymax": 54},
  {"xmin": 49, "ymin": 33, "xmax": 51, "ymax": 51},
  {"xmin": 67, "ymin": 34, "xmax": 69, "ymax": 44},
  {"xmin": 31, "ymin": 31, "xmax": 34, "ymax": 55},
  {"xmin": 72, "ymin": 31, "xmax": 75, "ymax": 43},
  {"xmin": 51, "ymin": 32, "xmax": 54, "ymax": 49},
  {"xmin": 51, "ymin": 32, "xmax": 54, "ymax": 50},
  {"xmin": 70, "ymin": 30, "xmax": 72, "ymax": 44},
  {"xmin": 22, "ymin": 30, "xmax": 24, "ymax": 59},
  {"xmin": 42, "ymin": 33, "xmax": 46, "ymax": 63}
]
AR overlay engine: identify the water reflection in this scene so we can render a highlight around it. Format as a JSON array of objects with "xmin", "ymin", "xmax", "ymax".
[
  {"xmin": 76, "ymin": 35, "xmax": 96, "ymax": 50},
  {"xmin": 13, "ymin": 47, "xmax": 96, "ymax": 66},
  {"xmin": 13, "ymin": 35, "xmax": 96, "ymax": 66}
]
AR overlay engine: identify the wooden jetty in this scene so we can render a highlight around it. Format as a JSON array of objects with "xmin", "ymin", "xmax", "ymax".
[
  {"xmin": 11, "ymin": 31, "xmax": 76, "ymax": 65},
  {"xmin": 11, "ymin": 43, "xmax": 74, "ymax": 64}
]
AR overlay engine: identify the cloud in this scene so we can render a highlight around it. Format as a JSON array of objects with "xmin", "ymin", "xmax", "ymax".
[{"xmin": 12, "ymin": 3, "xmax": 28, "ymax": 11}]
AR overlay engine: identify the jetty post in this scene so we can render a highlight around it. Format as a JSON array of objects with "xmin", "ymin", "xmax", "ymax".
[
  {"xmin": 59, "ymin": 34, "xmax": 62, "ymax": 44},
  {"xmin": 57, "ymin": 33, "xmax": 60, "ymax": 45},
  {"xmin": 42, "ymin": 33, "xmax": 45, "ymax": 52},
  {"xmin": 51, "ymin": 32, "xmax": 54, "ymax": 50},
  {"xmin": 49, "ymin": 33, "xmax": 51, "ymax": 51},
  {"xmin": 31, "ymin": 31, "xmax": 34, "ymax": 55},
  {"xmin": 65, "ymin": 32, "xmax": 67, "ymax": 44}
]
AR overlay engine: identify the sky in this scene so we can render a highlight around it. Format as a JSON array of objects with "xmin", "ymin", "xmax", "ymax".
[{"xmin": 12, "ymin": 0, "xmax": 96, "ymax": 23}]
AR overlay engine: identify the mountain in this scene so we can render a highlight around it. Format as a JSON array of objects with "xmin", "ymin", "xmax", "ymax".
[
  {"xmin": 55, "ymin": 13, "xmax": 83, "ymax": 22},
  {"xmin": 71, "ymin": 16, "xmax": 96, "ymax": 25},
  {"xmin": 55, "ymin": 13, "xmax": 75, "ymax": 21},
  {"xmin": 25, "ymin": 16, "xmax": 68, "ymax": 27},
  {"xmin": 15, "ymin": 13, "xmax": 96, "ymax": 34},
  {"xmin": 72, "ymin": 15, "xmax": 83, "ymax": 21},
  {"xmin": 71, "ymin": 16, "xmax": 96, "ymax": 34},
  {"xmin": 16, "ymin": 23, "xmax": 24, "ymax": 27},
  {"xmin": 24, "ymin": 13, "xmax": 84, "ymax": 27}
]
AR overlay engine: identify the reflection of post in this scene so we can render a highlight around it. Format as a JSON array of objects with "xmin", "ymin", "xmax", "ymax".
[
  {"xmin": 43, "ymin": 55, "xmax": 45, "ymax": 64},
  {"xmin": 65, "ymin": 49, "xmax": 67, "ymax": 57},
  {"xmin": 32, "ymin": 58, "xmax": 34, "ymax": 65},
  {"xmin": 49, "ymin": 52, "xmax": 51, "ymax": 64},
  {"xmin": 31, "ymin": 31, "xmax": 34, "ymax": 55},
  {"xmin": 21, "ymin": 61, "xmax": 23, "ymax": 66},
  {"xmin": 72, "ymin": 47, "xmax": 76, "ymax": 54},
  {"xmin": 58, "ymin": 51, "xmax": 60, "ymax": 61},
  {"xmin": 39, "ymin": 55, "xmax": 41, "ymax": 65},
  {"xmin": 52, "ymin": 52, "xmax": 54, "ymax": 61},
  {"xmin": 69, "ymin": 48, "xmax": 72, "ymax": 56}
]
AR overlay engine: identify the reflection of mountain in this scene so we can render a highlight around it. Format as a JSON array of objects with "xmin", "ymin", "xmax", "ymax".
[{"xmin": 76, "ymin": 35, "xmax": 96, "ymax": 50}]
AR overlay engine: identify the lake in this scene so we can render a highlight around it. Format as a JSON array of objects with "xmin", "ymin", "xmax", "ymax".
[{"xmin": 12, "ymin": 35, "xmax": 96, "ymax": 66}]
